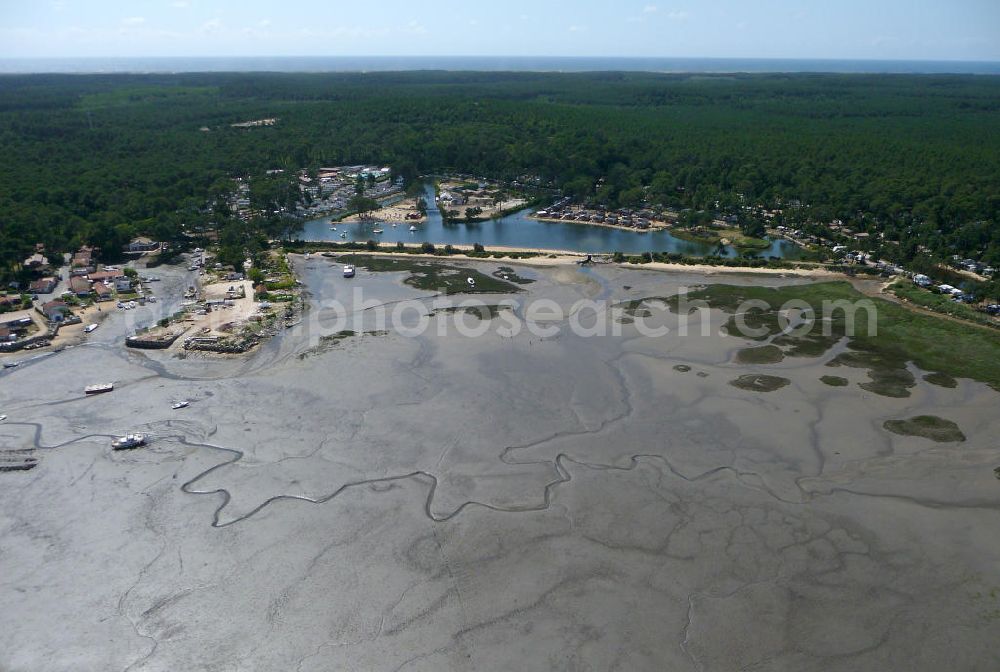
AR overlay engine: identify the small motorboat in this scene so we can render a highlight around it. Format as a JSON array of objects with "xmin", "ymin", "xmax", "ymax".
[
  {"xmin": 409, "ymin": 225, "xmax": 418, "ymax": 232},
  {"xmin": 112, "ymin": 433, "xmax": 147, "ymax": 451},
  {"xmin": 172, "ymin": 401, "xmax": 189, "ymax": 410},
  {"xmin": 343, "ymin": 265, "xmax": 356, "ymax": 278},
  {"xmin": 467, "ymin": 277, "xmax": 476, "ymax": 288},
  {"xmin": 391, "ymin": 222, "xmax": 397, "ymax": 227},
  {"xmin": 330, "ymin": 226, "xmax": 337, "ymax": 231},
  {"xmin": 0, "ymin": 415, "xmax": 7, "ymax": 422},
  {"xmin": 2, "ymin": 361, "xmax": 19, "ymax": 369},
  {"xmin": 85, "ymin": 383, "xmax": 114, "ymax": 395},
  {"xmin": 340, "ymin": 232, "xmax": 347, "ymax": 238},
  {"xmin": 373, "ymin": 228, "xmax": 384, "ymax": 234}
]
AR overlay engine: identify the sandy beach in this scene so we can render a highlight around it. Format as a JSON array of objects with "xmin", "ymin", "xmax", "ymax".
[{"xmin": 1, "ymin": 256, "xmax": 997, "ymax": 671}]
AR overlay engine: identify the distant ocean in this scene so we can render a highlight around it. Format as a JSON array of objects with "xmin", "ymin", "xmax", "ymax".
[{"xmin": 1, "ymin": 56, "xmax": 999, "ymax": 75}]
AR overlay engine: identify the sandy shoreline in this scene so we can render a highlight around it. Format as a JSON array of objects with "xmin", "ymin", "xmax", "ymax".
[{"xmin": 299, "ymin": 244, "xmax": 843, "ymax": 278}]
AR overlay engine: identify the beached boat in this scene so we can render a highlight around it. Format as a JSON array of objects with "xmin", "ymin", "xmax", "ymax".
[
  {"xmin": 0, "ymin": 415, "xmax": 7, "ymax": 422},
  {"xmin": 84, "ymin": 323, "xmax": 98, "ymax": 333},
  {"xmin": 111, "ymin": 433, "xmax": 147, "ymax": 450},
  {"xmin": 343, "ymin": 265, "xmax": 356, "ymax": 278},
  {"xmin": 84, "ymin": 383, "xmax": 114, "ymax": 395},
  {"xmin": 171, "ymin": 401, "xmax": 189, "ymax": 410},
  {"xmin": 3, "ymin": 361, "xmax": 19, "ymax": 369}
]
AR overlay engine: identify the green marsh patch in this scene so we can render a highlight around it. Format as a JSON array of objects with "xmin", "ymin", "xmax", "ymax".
[
  {"xmin": 298, "ymin": 330, "xmax": 387, "ymax": 359},
  {"xmin": 430, "ymin": 304, "xmax": 512, "ymax": 320},
  {"xmin": 346, "ymin": 256, "xmax": 522, "ymax": 294},
  {"xmin": 736, "ymin": 345, "xmax": 784, "ymax": 364},
  {"xmin": 672, "ymin": 282, "xmax": 1000, "ymax": 392},
  {"xmin": 493, "ymin": 266, "xmax": 535, "ymax": 285},
  {"xmin": 820, "ymin": 375, "xmax": 850, "ymax": 387},
  {"xmin": 729, "ymin": 374, "xmax": 790, "ymax": 392},
  {"xmin": 923, "ymin": 372, "xmax": 958, "ymax": 388},
  {"xmin": 884, "ymin": 416, "xmax": 965, "ymax": 443}
]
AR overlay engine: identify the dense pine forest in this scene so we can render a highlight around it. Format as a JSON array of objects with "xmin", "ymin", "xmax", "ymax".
[{"xmin": 1, "ymin": 71, "xmax": 998, "ymax": 278}]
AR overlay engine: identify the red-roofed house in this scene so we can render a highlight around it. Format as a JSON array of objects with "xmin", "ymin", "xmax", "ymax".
[
  {"xmin": 69, "ymin": 277, "xmax": 91, "ymax": 297},
  {"xmin": 92, "ymin": 282, "xmax": 112, "ymax": 301}
]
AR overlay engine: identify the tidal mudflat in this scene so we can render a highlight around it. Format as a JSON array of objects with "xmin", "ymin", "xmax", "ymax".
[{"xmin": 1, "ymin": 256, "xmax": 998, "ymax": 671}]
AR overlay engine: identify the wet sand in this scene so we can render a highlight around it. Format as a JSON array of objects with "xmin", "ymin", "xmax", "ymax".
[{"xmin": 1, "ymin": 257, "xmax": 998, "ymax": 671}]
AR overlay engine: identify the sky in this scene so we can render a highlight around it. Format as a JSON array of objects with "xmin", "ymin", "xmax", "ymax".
[{"xmin": 1, "ymin": 0, "xmax": 998, "ymax": 62}]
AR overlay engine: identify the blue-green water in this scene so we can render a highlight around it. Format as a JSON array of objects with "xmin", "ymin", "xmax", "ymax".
[{"xmin": 300, "ymin": 185, "xmax": 805, "ymax": 259}]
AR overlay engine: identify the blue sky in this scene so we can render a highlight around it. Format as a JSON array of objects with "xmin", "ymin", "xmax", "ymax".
[{"xmin": 1, "ymin": 0, "xmax": 997, "ymax": 61}]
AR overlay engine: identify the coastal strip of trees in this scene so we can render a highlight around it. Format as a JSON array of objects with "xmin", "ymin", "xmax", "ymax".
[{"xmin": 1, "ymin": 71, "xmax": 998, "ymax": 280}]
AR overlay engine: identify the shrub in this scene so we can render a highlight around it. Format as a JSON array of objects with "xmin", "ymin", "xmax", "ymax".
[{"xmin": 421, "ymin": 242, "xmax": 436, "ymax": 254}]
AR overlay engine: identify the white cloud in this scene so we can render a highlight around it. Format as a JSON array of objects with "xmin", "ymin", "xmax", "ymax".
[
  {"xmin": 568, "ymin": 25, "xmax": 588, "ymax": 33},
  {"xmin": 199, "ymin": 18, "xmax": 222, "ymax": 34},
  {"xmin": 643, "ymin": 5, "xmax": 658, "ymax": 13},
  {"xmin": 665, "ymin": 10, "xmax": 690, "ymax": 20},
  {"xmin": 258, "ymin": 19, "xmax": 272, "ymax": 28},
  {"xmin": 122, "ymin": 16, "xmax": 146, "ymax": 26},
  {"xmin": 171, "ymin": 1, "xmax": 189, "ymax": 7}
]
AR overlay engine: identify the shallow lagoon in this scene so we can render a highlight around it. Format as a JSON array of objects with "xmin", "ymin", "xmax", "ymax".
[{"xmin": 1, "ymin": 257, "xmax": 997, "ymax": 671}]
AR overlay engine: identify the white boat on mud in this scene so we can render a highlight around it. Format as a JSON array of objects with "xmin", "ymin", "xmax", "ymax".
[
  {"xmin": 111, "ymin": 433, "xmax": 147, "ymax": 450},
  {"xmin": 171, "ymin": 401, "xmax": 189, "ymax": 410},
  {"xmin": 343, "ymin": 265, "xmax": 356, "ymax": 278},
  {"xmin": 85, "ymin": 383, "xmax": 114, "ymax": 395}
]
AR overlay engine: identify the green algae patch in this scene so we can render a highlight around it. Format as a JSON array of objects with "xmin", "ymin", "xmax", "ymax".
[
  {"xmin": 923, "ymin": 372, "xmax": 958, "ymax": 388},
  {"xmin": 884, "ymin": 416, "xmax": 966, "ymax": 443},
  {"xmin": 729, "ymin": 374, "xmax": 790, "ymax": 392},
  {"xmin": 736, "ymin": 345, "xmax": 784, "ymax": 364},
  {"xmin": 820, "ymin": 375, "xmax": 849, "ymax": 387}
]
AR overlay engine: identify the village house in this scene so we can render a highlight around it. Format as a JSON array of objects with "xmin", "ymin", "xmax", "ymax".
[
  {"xmin": 126, "ymin": 236, "xmax": 160, "ymax": 253},
  {"xmin": 39, "ymin": 300, "xmax": 72, "ymax": 322},
  {"xmin": 28, "ymin": 277, "xmax": 58, "ymax": 294},
  {"xmin": 0, "ymin": 311, "xmax": 35, "ymax": 341},
  {"xmin": 24, "ymin": 252, "xmax": 50, "ymax": 272},
  {"xmin": 114, "ymin": 277, "xmax": 132, "ymax": 293},
  {"xmin": 69, "ymin": 276, "xmax": 92, "ymax": 297},
  {"xmin": 89, "ymin": 269, "xmax": 125, "ymax": 283},
  {"xmin": 92, "ymin": 281, "xmax": 112, "ymax": 301}
]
